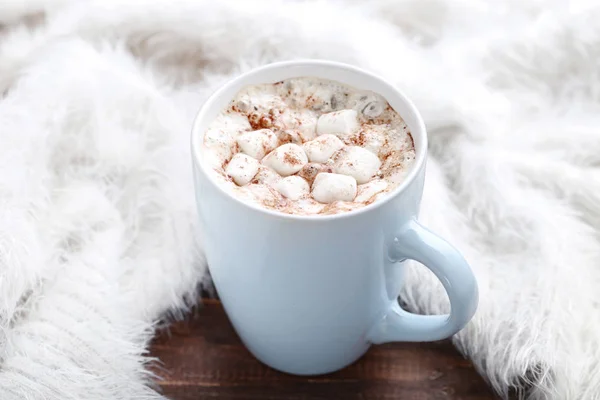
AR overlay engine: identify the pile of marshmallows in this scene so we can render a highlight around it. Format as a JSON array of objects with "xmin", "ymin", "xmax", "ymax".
[{"xmin": 225, "ymin": 109, "xmax": 381, "ymax": 204}]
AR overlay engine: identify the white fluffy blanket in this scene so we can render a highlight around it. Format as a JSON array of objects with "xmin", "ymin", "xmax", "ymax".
[{"xmin": 1, "ymin": 1, "xmax": 599, "ymax": 399}]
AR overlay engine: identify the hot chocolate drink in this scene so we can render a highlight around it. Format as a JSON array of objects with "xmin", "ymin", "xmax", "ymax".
[{"xmin": 201, "ymin": 77, "xmax": 415, "ymax": 215}]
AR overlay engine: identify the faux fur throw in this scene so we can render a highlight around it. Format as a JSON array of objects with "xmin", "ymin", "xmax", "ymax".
[{"xmin": 1, "ymin": 1, "xmax": 599, "ymax": 399}]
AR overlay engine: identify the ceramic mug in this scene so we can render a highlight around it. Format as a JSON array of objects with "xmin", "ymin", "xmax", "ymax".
[{"xmin": 191, "ymin": 60, "xmax": 478, "ymax": 375}]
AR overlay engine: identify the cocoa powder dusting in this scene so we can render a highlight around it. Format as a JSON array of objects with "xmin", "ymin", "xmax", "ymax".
[
  {"xmin": 259, "ymin": 116, "xmax": 272, "ymax": 128},
  {"xmin": 247, "ymin": 112, "xmax": 274, "ymax": 129},
  {"xmin": 356, "ymin": 131, "xmax": 367, "ymax": 146},
  {"xmin": 283, "ymin": 153, "xmax": 301, "ymax": 165}
]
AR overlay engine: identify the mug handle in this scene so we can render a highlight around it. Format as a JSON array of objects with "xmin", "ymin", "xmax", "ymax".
[{"xmin": 367, "ymin": 219, "xmax": 478, "ymax": 343}]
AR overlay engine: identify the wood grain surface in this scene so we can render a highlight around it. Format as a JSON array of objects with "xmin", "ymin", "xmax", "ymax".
[{"xmin": 150, "ymin": 299, "xmax": 497, "ymax": 400}]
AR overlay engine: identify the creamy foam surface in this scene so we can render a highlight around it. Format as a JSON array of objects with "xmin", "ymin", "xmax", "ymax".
[{"xmin": 201, "ymin": 77, "xmax": 415, "ymax": 215}]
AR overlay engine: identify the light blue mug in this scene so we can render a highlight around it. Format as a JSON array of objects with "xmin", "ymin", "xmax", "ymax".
[{"xmin": 191, "ymin": 60, "xmax": 478, "ymax": 375}]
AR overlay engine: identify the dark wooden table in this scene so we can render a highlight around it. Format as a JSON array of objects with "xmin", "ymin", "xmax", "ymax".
[{"xmin": 150, "ymin": 298, "xmax": 496, "ymax": 399}]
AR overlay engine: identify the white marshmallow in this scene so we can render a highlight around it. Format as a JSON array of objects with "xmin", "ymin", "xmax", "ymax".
[
  {"xmin": 218, "ymin": 112, "xmax": 252, "ymax": 132},
  {"xmin": 355, "ymin": 179, "xmax": 388, "ymax": 203},
  {"xmin": 296, "ymin": 110, "xmax": 318, "ymax": 141},
  {"xmin": 316, "ymin": 109, "xmax": 359, "ymax": 139},
  {"xmin": 203, "ymin": 128, "xmax": 235, "ymax": 167},
  {"xmin": 236, "ymin": 129, "xmax": 278, "ymax": 160},
  {"xmin": 235, "ymin": 95, "xmax": 251, "ymax": 112},
  {"xmin": 279, "ymin": 109, "xmax": 317, "ymax": 141},
  {"xmin": 333, "ymin": 146, "xmax": 381, "ymax": 184},
  {"xmin": 262, "ymin": 143, "xmax": 308, "ymax": 176},
  {"xmin": 302, "ymin": 134, "xmax": 345, "ymax": 163},
  {"xmin": 276, "ymin": 176, "xmax": 310, "ymax": 200},
  {"xmin": 252, "ymin": 166, "xmax": 281, "ymax": 188},
  {"xmin": 311, "ymin": 173, "xmax": 357, "ymax": 203},
  {"xmin": 225, "ymin": 153, "xmax": 260, "ymax": 186}
]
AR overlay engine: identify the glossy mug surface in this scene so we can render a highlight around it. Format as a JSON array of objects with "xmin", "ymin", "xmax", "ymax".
[{"xmin": 191, "ymin": 60, "xmax": 478, "ymax": 375}]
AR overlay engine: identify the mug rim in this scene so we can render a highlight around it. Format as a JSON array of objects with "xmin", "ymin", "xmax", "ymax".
[{"xmin": 191, "ymin": 59, "xmax": 427, "ymax": 221}]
